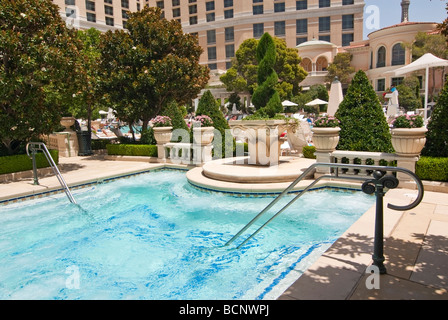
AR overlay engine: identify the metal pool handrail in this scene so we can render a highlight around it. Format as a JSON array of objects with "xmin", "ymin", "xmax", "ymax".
[
  {"xmin": 26, "ymin": 142, "xmax": 77, "ymax": 204},
  {"xmin": 225, "ymin": 163, "xmax": 424, "ymax": 272}
]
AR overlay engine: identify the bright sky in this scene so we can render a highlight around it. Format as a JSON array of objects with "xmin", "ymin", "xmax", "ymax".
[{"xmin": 363, "ymin": 0, "xmax": 447, "ymax": 39}]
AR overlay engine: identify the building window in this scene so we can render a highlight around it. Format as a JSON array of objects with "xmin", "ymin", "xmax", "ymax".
[
  {"xmin": 224, "ymin": 9, "xmax": 233, "ymax": 19},
  {"xmin": 274, "ymin": 2, "xmax": 285, "ymax": 12},
  {"xmin": 122, "ymin": 10, "xmax": 129, "ymax": 19},
  {"xmin": 319, "ymin": 0, "xmax": 330, "ymax": 8},
  {"xmin": 65, "ymin": 0, "xmax": 75, "ymax": 5},
  {"xmin": 208, "ymin": 47, "xmax": 217, "ymax": 60},
  {"xmin": 156, "ymin": 1, "xmax": 164, "ymax": 9},
  {"xmin": 296, "ymin": 19, "xmax": 307, "ymax": 34},
  {"xmin": 296, "ymin": 37, "xmax": 307, "ymax": 45},
  {"xmin": 253, "ymin": 0, "xmax": 263, "ymax": 3},
  {"xmin": 391, "ymin": 77, "xmax": 404, "ymax": 87},
  {"xmin": 342, "ymin": 33, "xmax": 353, "ymax": 47},
  {"xmin": 225, "ymin": 44, "xmax": 235, "ymax": 58},
  {"xmin": 377, "ymin": 79, "xmax": 385, "ymax": 92},
  {"xmin": 206, "ymin": 1, "xmax": 215, "ymax": 11},
  {"xmin": 206, "ymin": 12, "xmax": 215, "ymax": 22},
  {"xmin": 87, "ymin": 12, "xmax": 96, "ymax": 22},
  {"xmin": 343, "ymin": 0, "xmax": 354, "ymax": 5},
  {"xmin": 224, "ymin": 0, "xmax": 233, "ymax": 8},
  {"xmin": 105, "ymin": 5, "xmax": 113, "ymax": 15},
  {"xmin": 226, "ymin": 61, "xmax": 232, "ymax": 69},
  {"xmin": 189, "ymin": 16, "xmax": 198, "ymax": 25},
  {"xmin": 392, "ymin": 43, "xmax": 405, "ymax": 66},
  {"xmin": 377, "ymin": 46, "xmax": 386, "ymax": 68},
  {"xmin": 208, "ymin": 63, "xmax": 217, "ymax": 70},
  {"xmin": 253, "ymin": 5, "xmax": 263, "ymax": 15},
  {"xmin": 207, "ymin": 30, "xmax": 216, "ymax": 44},
  {"xmin": 106, "ymin": 17, "xmax": 114, "ymax": 26},
  {"xmin": 275, "ymin": 21, "xmax": 286, "ymax": 36},
  {"xmin": 319, "ymin": 16, "xmax": 330, "ymax": 33},
  {"xmin": 189, "ymin": 5, "xmax": 197, "ymax": 14},
  {"xmin": 225, "ymin": 27, "xmax": 234, "ymax": 42},
  {"xmin": 104, "ymin": 0, "xmax": 112, "ymax": 3},
  {"xmin": 296, "ymin": 0, "xmax": 307, "ymax": 10},
  {"xmin": 172, "ymin": 0, "xmax": 180, "ymax": 6},
  {"xmin": 121, "ymin": 0, "xmax": 129, "ymax": 9},
  {"xmin": 342, "ymin": 14, "xmax": 354, "ymax": 30},
  {"xmin": 85, "ymin": 0, "xmax": 95, "ymax": 11},
  {"xmin": 319, "ymin": 35, "xmax": 330, "ymax": 42},
  {"xmin": 253, "ymin": 23, "xmax": 264, "ymax": 38},
  {"xmin": 173, "ymin": 8, "xmax": 180, "ymax": 17}
]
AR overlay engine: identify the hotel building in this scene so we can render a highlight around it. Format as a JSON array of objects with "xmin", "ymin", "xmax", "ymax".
[{"xmin": 53, "ymin": 0, "xmax": 365, "ymax": 72}]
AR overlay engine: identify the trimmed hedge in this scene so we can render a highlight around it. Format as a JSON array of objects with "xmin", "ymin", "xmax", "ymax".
[
  {"xmin": 416, "ymin": 156, "xmax": 448, "ymax": 182},
  {"xmin": 302, "ymin": 146, "xmax": 316, "ymax": 159},
  {"xmin": 0, "ymin": 149, "xmax": 59, "ymax": 175},
  {"xmin": 106, "ymin": 144, "xmax": 158, "ymax": 157}
]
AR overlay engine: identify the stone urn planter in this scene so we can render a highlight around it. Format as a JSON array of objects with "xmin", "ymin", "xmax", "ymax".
[
  {"xmin": 311, "ymin": 127, "xmax": 341, "ymax": 152},
  {"xmin": 153, "ymin": 126, "xmax": 173, "ymax": 145},
  {"xmin": 60, "ymin": 117, "xmax": 76, "ymax": 132},
  {"xmin": 193, "ymin": 126, "xmax": 215, "ymax": 145},
  {"xmin": 391, "ymin": 127, "xmax": 428, "ymax": 157},
  {"xmin": 229, "ymin": 119, "xmax": 295, "ymax": 166}
]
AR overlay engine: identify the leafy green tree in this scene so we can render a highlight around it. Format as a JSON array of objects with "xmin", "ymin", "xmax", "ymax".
[
  {"xmin": 0, "ymin": 0, "xmax": 84, "ymax": 154},
  {"xmin": 100, "ymin": 7, "xmax": 209, "ymax": 133},
  {"xmin": 220, "ymin": 36, "xmax": 307, "ymax": 101},
  {"xmin": 422, "ymin": 78, "xmax": 448, "ymax": 157},
  {"xmin": 72, "ymin": 28, "xmax": 104, "ymax": 139},
  {"xmin": 396, "ymin": 77, "xmax": 422, "ymax": 112},
  {"xmin": 335, "ymin": 70, "xmax": 393, "ymax": 152},
  {"xmin": 196, "ymin": 90, "xmax": 232, "ymax": 156},
  {"xmin": 251, "ymin": 33, "xmax": 282, "ymax": 118},
  {"xmin": 325, "ymin": 52, "xmax": 355, "ymax": 85}
]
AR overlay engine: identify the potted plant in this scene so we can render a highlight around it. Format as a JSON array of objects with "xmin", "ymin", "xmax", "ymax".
[
  {"xmin": 193, "ymin": 115, "xmax": 214, "ymax": 145},
  {"xmin": 311, "ymin": 116, "xmax": 341, "ymax": 152},
  {"xmin": 390, "ymin": 114, "xmax": 427, "ymax": 157},
  {"xmin": 151, "ymin": 115, "xmax": 173, "ymax": 145}
]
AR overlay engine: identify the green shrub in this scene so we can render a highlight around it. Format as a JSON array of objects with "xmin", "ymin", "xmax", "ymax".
[
  {"xmin": 416, "ymin": 156, "xmax": 448, "ymax": 182},
  {"xmin": 91, "ymin": 139, "xmax": 110, "ymax": 150},
  {"xmin": 422, "ymin": 79, "xmax": 448, "ymax": 157},
  {"xmin": 0, "ymin": 149, "xmax": 59, "ymax": 175},
  {"xmin": 302, "ymin": 146, "xmax": 316, "ymax": 159},
  {"xmin": 106, "ymin": 144, "xmax": 158, "ymax": 157},
  {"xmin": 335, "ymin": 70, "xmax": 393, "ymax": 152}
]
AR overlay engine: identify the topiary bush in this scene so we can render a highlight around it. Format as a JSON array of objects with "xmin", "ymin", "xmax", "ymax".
[
  {"xmin": 196, "ymin": 90, "xmax": 233, "ymax": 157},
  {"xmin": 422, "ymin": 78, "xmax": 448, "ymax": 157},
  {"xmin": 251, "ymin": 33, "xmax": 282, "ymax": 118},
  {"xmin": 416, "ymin": 156, "xmax": 448, "ymax": 182},
  {"xmin": 302, "ymin": 146, "xmax": 316, "ymax": 159},
  {"xmin": 335, "ymin": 70, "xmax": 393, "ymax": 152}
]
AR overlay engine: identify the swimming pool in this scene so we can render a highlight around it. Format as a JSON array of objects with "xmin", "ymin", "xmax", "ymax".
[{"xmin": 0, "ymin": 170, "xmax": 374, "ymax": 300}]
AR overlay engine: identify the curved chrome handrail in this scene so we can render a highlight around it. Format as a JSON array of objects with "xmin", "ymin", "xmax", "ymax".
[
  {"xmin": 26, "ymin": 142, "xmax": 77, "ymax": 204},
  {"xmin": 225, "ymin": 162, "xmax": 424, "ymax": 249}
]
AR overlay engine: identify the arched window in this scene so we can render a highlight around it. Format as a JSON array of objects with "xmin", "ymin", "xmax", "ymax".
[
  {"xmin": 316, "ymin": 56, "xmax": 328, "ymax": 71},
  {"xmin": 392, "ymin": 43, "xmax": 405, "ymax": 66},
  {"xmin": 376, "ymin": 46, "xmax": 386, "ymax": 68},
  {"xmin": 301, "ymin": 58, "xmax": 312, "ymax": 72}
]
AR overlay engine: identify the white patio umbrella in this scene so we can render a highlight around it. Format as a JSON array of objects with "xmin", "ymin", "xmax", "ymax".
[
  {"xmin": 387, "ymin": 53, "xmax": 448, "ymax": 123},
  {"xmin": 327, "ymin": 77, "xmax": 343, "ymax": 116},
  {"xmin": 282, "ymin": 100, "xmax": 298, "ymax": 107},
  {"xmin": 305, "ymin": 98, "xmax": 328, "ymax": 106}
]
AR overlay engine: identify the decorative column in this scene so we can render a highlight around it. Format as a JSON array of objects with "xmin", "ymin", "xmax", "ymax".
[{"xmin": 153, "ymin": 127, "xmax": 173, "ymax": 162}]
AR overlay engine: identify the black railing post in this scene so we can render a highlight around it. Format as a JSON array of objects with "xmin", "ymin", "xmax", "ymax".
[
  {"xmin": 361, "ymin": 170, "xmax": 399, "ymax": 274},
  {"xmin": 31, "ymin": 148, "xmax": 39, "ymax": 186}
]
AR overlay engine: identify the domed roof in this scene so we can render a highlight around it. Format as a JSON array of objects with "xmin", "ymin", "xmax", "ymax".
[{"xmin": 296, "ymin": 38, "xmax": 337, "ymax": 49}]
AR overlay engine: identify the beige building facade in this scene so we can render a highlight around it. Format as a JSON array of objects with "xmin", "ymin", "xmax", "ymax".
[{"xmin": 53, "ymin": 0, "xmax": 365, "ymax": 71}]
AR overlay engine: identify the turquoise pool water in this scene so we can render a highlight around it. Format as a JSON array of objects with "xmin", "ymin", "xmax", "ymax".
[{"xmin": 0, "ymin": 170, "xmax": 374, "ymax": 300}]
